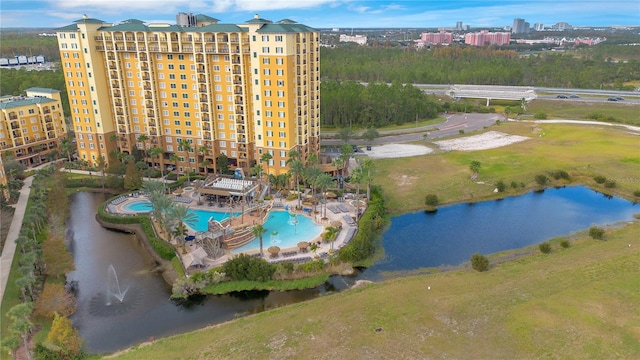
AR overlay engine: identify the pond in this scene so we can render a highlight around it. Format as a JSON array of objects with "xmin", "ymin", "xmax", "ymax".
[
  {"xmin": 67, "ymin": 186, "xmax": 637, "ymax": 353},
  {"xmin": 364, "ymin": 186, "xmax": 638, "ymax": 278}
]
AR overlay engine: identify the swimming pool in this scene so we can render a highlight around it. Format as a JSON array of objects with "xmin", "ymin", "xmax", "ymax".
[
  {"xmin": 122, "ymin": 201, "xmax": 322, "ymax": 251},
  {"xmin": 123, "ymin": 200, "xmax": 238, "ymax": 232},
  {"xmin": 233, "ymin": 211, "xmax": 323, "ymax": 253}
]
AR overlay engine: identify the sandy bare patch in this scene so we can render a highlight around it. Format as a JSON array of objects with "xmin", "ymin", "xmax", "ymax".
[
  {"xmin": 364, "ymin": 143, "xmax": 433, "ymax": 159},
  {"xmin": 435, "ymin": 131, "xmax": 529, "ymax": 151},
  {"xmin": 393, "ymin": 174, "xmax": 417, "ymax": 187}
]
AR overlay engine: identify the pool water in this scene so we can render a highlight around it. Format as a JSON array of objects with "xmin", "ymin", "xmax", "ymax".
[
  {"xmin": 122, "ymin": 201, "xmax": 322, "ymax": 249},
  {"xmin": 233, "ymin": 211, "xmax": 323, "ymax": 253}
]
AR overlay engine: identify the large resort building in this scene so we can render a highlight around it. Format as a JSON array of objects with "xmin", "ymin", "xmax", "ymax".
[
  {"xmin": 0, "ymin": 88, "xmax": 68, "ymax": 168},
  {"xmin": 56, "ymin": 13, "xmax": 320, "ymax": 177}
]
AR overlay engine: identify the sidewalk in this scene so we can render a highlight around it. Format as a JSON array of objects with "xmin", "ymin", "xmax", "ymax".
[{"xmin": 0, "ymin": 176, "xmax": 33, "ymax": 304}]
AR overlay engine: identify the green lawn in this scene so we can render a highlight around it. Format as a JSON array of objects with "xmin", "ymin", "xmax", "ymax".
[
  {"xmin": 107, "ymin": 221, "xmax": 640, "ymax": 360},
  {"xmin": 374, "ymin": 122, "xmax": 640, "ymax": 213},
  {"xmin": 525, "ymin": 99, "xmax": 640, "ymax": 125}
]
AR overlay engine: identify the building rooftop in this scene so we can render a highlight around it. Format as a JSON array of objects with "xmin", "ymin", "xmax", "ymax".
[
  {"xmin": 26, "ymin": 87, "xmax": 60, "ymax": 94},
  {"xmin": 0, "ymin": 96, "xmax": 56, "ymax": 110},
  {"xmin": 256, "ymin": 23, "xmax": 317, "ymax": 33}
]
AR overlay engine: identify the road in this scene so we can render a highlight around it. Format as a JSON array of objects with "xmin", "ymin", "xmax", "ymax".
[{"xmin": 321, "ymin": 113, "xmax": 504, "ymax": 146}]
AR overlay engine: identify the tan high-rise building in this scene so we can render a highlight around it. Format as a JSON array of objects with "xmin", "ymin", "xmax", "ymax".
[
  {"xmin": 56, "ymin": 14, "xmax": 320, "ymax": 177},
  {"xmin": 0, "ymin": 88, "xmax": 68, "ymax": 168}
]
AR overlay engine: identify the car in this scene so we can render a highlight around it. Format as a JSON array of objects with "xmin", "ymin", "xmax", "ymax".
[
  {"xmin": 556, "ymin": 94, "xmax": 568, "ymax": 99},
  {"xmin": 569, "ymin": 94, "xmax": 580, "ymax": 98},
  {"xmin": 607, "ymin": 97, "xmax": 618, "ymax": 101},
  {"xmin": 614, "ymin": 97, "xmax": 625, "ymax": 101}
]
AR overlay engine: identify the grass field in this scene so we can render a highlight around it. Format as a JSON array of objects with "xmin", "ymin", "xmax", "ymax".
[
  {"xmin": 107, "ymin": 220, "xmax": 640, "ymax": 360},
  {"xmin": 373, "ymin": 122, "xmax": 640, "ymax": 213},
  {"xmin": 525, "ymin": 99, "xmax": 640, "ymax": 126}
]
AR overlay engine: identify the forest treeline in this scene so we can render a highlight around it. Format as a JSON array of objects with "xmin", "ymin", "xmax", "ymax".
[
  {"xmin": 0, "ymin": 32, "xmax": 60, "ymax": 62},
  {"xmin": 320, "ymin": 80, "xmax": 441, "ymax": 128},
  {"xmin": 0, "ymin": 68, "xmax": 70, "ymax": 115},
  {"xmin": 320, "ymin": 46, "xmax": 640, "ymax": 90}
]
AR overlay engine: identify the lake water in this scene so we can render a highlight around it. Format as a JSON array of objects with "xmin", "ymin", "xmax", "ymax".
[
  {"xmin": 67, "ymin": 186, "xmax": 637, "ymax": 353},
  {"xmin": 364, "ymin": 186, "xmax": 638, "ymax": 278}
]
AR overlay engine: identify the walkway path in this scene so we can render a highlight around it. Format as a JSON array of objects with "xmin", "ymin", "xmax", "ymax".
[{"xmin": 0, "ymin": 176, "xmax": 33, "ymax": 304}]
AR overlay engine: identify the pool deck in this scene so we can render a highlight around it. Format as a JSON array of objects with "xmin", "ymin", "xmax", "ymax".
[{"xmin": 110, "ymin": 187, "xmax": 364, "ymax": 270}]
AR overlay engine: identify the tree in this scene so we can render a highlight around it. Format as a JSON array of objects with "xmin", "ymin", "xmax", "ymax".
[
  {"xmin": 288, "ymin": 158, "xmax": 305, "ymax": 210},
  {"xmin": 216, "ymin": 154, "xmax": 230, "ymax": 175},
  {"xmin": 261, "ymin": 152, "xmax": 273, "ymax": 186},
  {"xmin": 168, "ymin": 204, "xmax": 198, "ymax": 253},
  {"xmin": 46, "ymin": 313, "xmax": 83, "ymax": 359},
  {"xmin": 304, "ymin": 165, "xmax": 322, "ymax": 213},
  {"xmin": 137, "ymin": 134, "xmax": 149, "ymax": 160},
  {"xmin": 470, "ymin": 253, "xmax": 489, "ymax": 272},
  {"xmin": 315, "ymin": 173, "xmax": 334, "ymax": 218},
  {"xmin": 148, "ymin": 146, "xmax": 164, "ymax": 180},
  {"xmin": 60, "ymin": 138, "xmax": 73, "ymax": 163},
  {"xmin": 361, "ymin": 127, "xmax": 380, "ymax": 145},
  {"xmin": 200, "ymin": 159, "xmax": 211, "ymax": 178},
  {"xmin": 178, "ymin": 139, "xmax": 193, "ymax": 183},
  {"xmin": 251, "ymin": 163, "xmax": 264, "ymax": 179},
  {"xmin": 96, "ymin": 155, "xmax": 107, "ymax": 192},
  {"xmin": 425, "ymin": 194, "xmax": 439, "ymax": 210},
  {"xmin": 337, "ymin": 127, "xmax": 353, "ymax": 144},
  {"xmin": 589, "ymin": 226, "xmax": 605, "ymax": 240},
  {"xmin": 6, "ymin": 302, "xmax": 34, "ymax": 360},
  {"xmin": 469, "ymin": 161, "xmax": 481, "ymax": 177},
  {"xmin": 42, "ymin": 235, "xmax": 75, "ymax": 279},
  {"xmin": 124, "ymin": 158, "xmax": 143, "ymax": 191},
  {"xmin": 34, "ymin": 283, "xmax": 76, "ymax": 318},
  {"xmin": 251, "ymin": 224, "xmax": 267, "ymax": 257},
  {"xmin": 322, "ymin": 226, "xmax": 340, "ymax": 251}
]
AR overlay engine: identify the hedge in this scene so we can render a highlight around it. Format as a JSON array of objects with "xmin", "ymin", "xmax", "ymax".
[{"xmin": 97, "ymin": 196, "xmax": 175, "ymax": 259}]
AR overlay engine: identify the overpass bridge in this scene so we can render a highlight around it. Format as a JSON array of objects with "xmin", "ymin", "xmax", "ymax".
[{"xmin": 447, "ymin": 85, "xmax": 537, "ymax": 105}]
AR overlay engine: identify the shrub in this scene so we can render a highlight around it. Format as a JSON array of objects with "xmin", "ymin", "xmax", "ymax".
[
  {"xmin": 633, "ymin": 190, "xmax": 640, "ymax": 197},
  {"xmin": 551, "ymin": 170, "xmax": 570, "ymax": 180},
  {"xmin": 298, "ymin": 260, "xmax": 325, "ymax": 273},
  {"xmin": 459, "ymin": 129, "xmax": 465, "ymax": 134},
  {"xmin": 593, "ymin": 175, "xmax": 606, "ymax": 184},
  {"xmin": 425, "ymin": 194, "xmax": 439, "ymax": 207},
  {"xmin": 533, "ymin": 111, "xmax": 547, "ymax": 120},
  {"xmin": 470, "ymin": 253, "xmax": 489, "ymax": 272},
  {"xmin": 223, "ymin": 254, "xmax": 276, "ymax": 282},
  {"xmin": 604, "ymin": 179, "xmax": 616, "ymax": 188},
  {"xmin": 534, "ymin": 174, "xmax": 548, "ymax": 186},
  {"xmin": 560, "ymin": 240, "xmax": 570, "ymax": 248},
  {"xmin": 511, "ymin": 181, "xmax": 519, "ymax": 189},
  {"xmin": 539, "ymin": 242, "xmax": 552, "ymax": 253},
  {"xmin": 281, "ymin": 262, "xmax": 294, "ymax": 274},
  {"xmin": 589, "ymin": 226, "xmax": 605, "ymax": 240},
  {"xmin": 495, "ymin": 180, "xmax": 506, "ymax": 192}
]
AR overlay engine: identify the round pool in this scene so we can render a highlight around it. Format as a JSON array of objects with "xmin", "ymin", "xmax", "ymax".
[
  {"xmin": 123, "ymin": 200, "xmax": 153, "ymax": 212},
  {"xmin": 183, "ymin": 187, "xmax": 194, "ymax": 191},
  {"xmin": 232, "ymin": 211, "xmax": 323, "ymax": 253}
]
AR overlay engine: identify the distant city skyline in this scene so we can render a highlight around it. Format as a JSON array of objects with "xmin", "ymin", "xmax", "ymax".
[{"xmin": 1, "ymin": 0, "xmax": 638, "ymax": 29}]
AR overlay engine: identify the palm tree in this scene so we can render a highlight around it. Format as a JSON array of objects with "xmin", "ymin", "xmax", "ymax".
[
  {"xmin": 251, "ymin": 163, "xmax": 263, "ymax": 180},
  {"xmin": 360, "ymin": 158, "xmax": 375, "ymax": 201},
  {"xmin": 260, "ymin": 152, "xmax": 272, "ymax": 189},
  {"xmin": 137, "ymin": 134, "xmax": 149, "ymax": 160},
  {"xmin": 322, "ymin": 226, "xmax": 340, "ymax": 251},
  {"xmin": 200, "ymin": 159, "xmax": 211, "ymax": 178},
  {"xmin": 168, "ymin": 204, "xmax": 198, "ymax": 253},
  {"xmin": 251, "ymin": 224, "xmax": 267, "ymax": 257},
  {"xmin": 315, "ymin": 173, "xmax": 334, "ymax": 218},
  {"xmin": 304, "ymin": 165, "xmax": 322, "ymax": 213},
  {"xmin": 338, "ymin": 143, "xmax": 354, "ymax": 178},
  {"xmin": 169, "ymin": 153, "xmax": 179, "ymax": 180},
  {"xmin": 287, "ymin": 158, "xmax": 304, "ymax": 210},
  {"xmin": 178, "ymin": 139, "xmax": 193, "ymax": 183},
  {"xmin": 147, "ymin": 146, "xmax": 165, "ymax": 189},
  {"xmin": 97, "ymin": 155, "xmax": 107, "ymax": 192}
]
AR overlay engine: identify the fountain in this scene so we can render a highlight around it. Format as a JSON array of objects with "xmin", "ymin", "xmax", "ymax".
[
  {"xmin": 106, "ymin": 264, "xmax": 129, "ymax": 305},
  {"xmin": 288, "ymin": 214, "xmax": 298, "ymax": 234},
  {"xmin": 270, "ymin": 231, "xmax": 280, "ymax": 245}
]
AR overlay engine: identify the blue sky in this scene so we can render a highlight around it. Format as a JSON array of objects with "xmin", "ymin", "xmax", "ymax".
[{"xmin": 1, "ymin": 0, "xmax": 638, "ymax": 29}]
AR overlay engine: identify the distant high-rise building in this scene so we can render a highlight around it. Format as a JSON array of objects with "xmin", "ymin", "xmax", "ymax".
[
  {"xmin": 534, "ymin": 23, "xmax": 545, "ymax": 31},
  {"xmin": 420, "ymin": 30, "xmax": 453, "ymax": 45},
  {"xmin": 464, "ymin": 30, "xmax": 511, "ymax": 46},
  {"xmin": 552, "ymin": 22, "xmax": 572, "ymax": 31},
  {"xmin": 56, "ymin": 14, "xmax": 320, "ymax": 175},
  {"xmin": 456, "ymin": 21, "xmax": 463, "ymax": 30},
  {"xmin": 512, "ymin": 18, "xmax": 530, "ymax": 34}
]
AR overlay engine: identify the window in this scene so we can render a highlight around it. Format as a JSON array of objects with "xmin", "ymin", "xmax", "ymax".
[
  {"xmin": 265, "ymin": 101, "xmax": 272, "ymax": 107},
  {"xmin": 267, "ymin": 140, "xmax": 273, "ymax": 146},
  {"xmin": 180, "ymin": 74, "xmax": 186, "ymax": 80},
  {"xmin": 276, "ymin": 58, "xmax": 283, "ymax": 65},
  {"xmin": 277, "ymin": 80, "xmax": 284, "ymax": 86},
  {"xmin": 262, "ymin": 47, "xmax": 269, "ymax": 53},
  {"xmin": 265, "ymin": 111, "xmax": 272, "ymax": 117},
  {"xmin": 261, "ymin": 35, "xmax": 269, "ymax": 41},
  {"xmin": 279, "ymin": 131, "xmax": 286, "ymax": 138},
  {"xmin": 275, "ymin": 47, "xmax": 283, "ymax": 54},
  {"xmin": 277, "ymin": 90, "xmax": 285, "ymax": 97},
  {"xmin": 278, "ymin": 121, "xmax": 285, "ymax": 128},
  {"xmin": 278, "ymin": 111, "xmax": 285, "ymax": 118},
  {"xmin": 263, "ymin": 69, "xmax": 270, "ymax": 75},
  {"xmin": 266, "ymin": 131, "xmax": 273, "ymax": 137},
  {"xmin": 278, "ymin": 101, "xmax": 285, "ymax": 108},
  {"xmin": 168, "ymin": 64, "xmax": 174, "ymax": 70},
  {"xmin": 280, "ymin": 160, "xmax": 286, "ymax": 166},
  {"xmin": 169, "ymin": 74, "xmax": 176, "ymax": 79},
  {"xmin": 157, "ymin": 63, "xmax": 163, "ymax": 70},
  {"xmin": 181, "ymin": 84, "xmax": 187, "ymax": 90},
  {"xmin": 264, "ymin": 90, "xmax": 271, "ymax": 96},
  {"xmin": 276, "ymin": 69, "xmax": 284, "ymax": 76},
  {"xmin": 172, "ymin": 102, "xmax": 179, "ymax": 107},
  {"xmin": 279, "ymin": 141, "xmax": 286, "ymax": 147},
  {"xmin": 179, "ymin": 64, "xmax": 185, "ymax": 70},
  {"xmin": 275, "ymin": 35, "xmax": 283, "ymax": 42},
  {"xmin": 178, "ymin": 54, "xmax": 184, "ymax": 60}
]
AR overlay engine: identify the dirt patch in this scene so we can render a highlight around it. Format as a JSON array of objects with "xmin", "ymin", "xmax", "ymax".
[
  {"xmin": 363, "ymin": 144, "xmax": 433, "ymax": 159},
  {"xmin": 392, "ymin": 174, "xmax": 417, "ymax": 187},
  {"xmin": 435, "ymin": 131, "xmax": 530, "ymax": 151}
]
